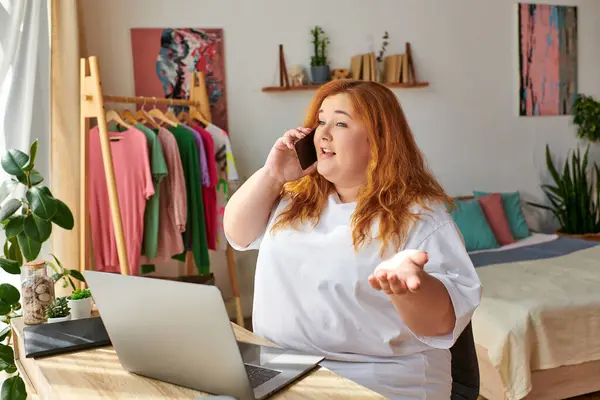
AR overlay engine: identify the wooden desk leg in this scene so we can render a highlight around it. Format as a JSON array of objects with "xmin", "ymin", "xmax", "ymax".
[{"xmin": 226, "ymin": 244, "xmax": 244, "ymax": 328}]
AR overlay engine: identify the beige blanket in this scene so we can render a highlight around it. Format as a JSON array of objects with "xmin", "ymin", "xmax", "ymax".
[{"xmin": 472, "ymin": 245, "xmax": 600, "ymax": 400}]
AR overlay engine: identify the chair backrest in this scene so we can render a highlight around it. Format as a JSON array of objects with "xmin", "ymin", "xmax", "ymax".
[{"xmin": 450, "ymin": 322, "xmax": 480, "ymax": 400}]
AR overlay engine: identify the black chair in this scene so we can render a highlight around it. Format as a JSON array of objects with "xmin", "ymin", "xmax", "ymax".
[{"xmin": 450, "ymin": 322, "xmax": 480, "ymax": 400}]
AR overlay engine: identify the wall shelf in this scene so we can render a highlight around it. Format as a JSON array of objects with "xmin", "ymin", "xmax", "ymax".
[{"xmin": 261, "ymin": 82, "xmax": 429, "ymax": 92}]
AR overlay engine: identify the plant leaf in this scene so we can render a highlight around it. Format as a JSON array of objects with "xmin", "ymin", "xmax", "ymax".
[
  {"xmin": 5, "ymin": 216, "xmax": 25, "ymax": 238},
  {"xmin": 1, "ymin": 149, "xmax": 29, "ymax": 176},
  {"xmin": 0, "ymin": 199, "xmax": 21, "ymax": 223},
  {"xmin": 69, "ymin": 269, "xmax": 86, "ymax": 283},
  {"xmin": 1, "ymin": 375, "xmax": 27, "ymax": 400},
  {"xmin": 17, "ymin": 232, "xmax": 41, "ymax": 262},
  {"xmin": 23, "ymin": 214, "xmax": 52, "ymax": 243},
  {"xmin": 51, "ymin": 199, "xmax": 74, "ymax": 230},
  {"xmin": 26, "ymin": 187, "xmax": 57, "ymax": 220},
  {"xmin": 50, "ymin": 253, "xmax": 64, "ymax": 269},
  {"xmin": 0, "ymin": 258, "xmax": 20, "ymax": 275},
  {"xmin": 22, "ymin": 139, "xmax": 38, "ymax": 172},
  {"xmin": 0, "ymin": 284, "xmax": 20, "ymax": 305},
  {"xmin": 0, "ymin": 344, "xmax": 15, "ymax": 371},
  {"xmin": 0, "ymin": 179, "xmax": 18, "ymax": 204},
  {"xmin": 6, "ymin": 239, "xmax": 22, "ymax": 266},
  {"xmin": 50, "ymin": 272, "xmax": 63, "ymax": 282},
  {"xmin": 28, "ymin": 169, "xmax": 43, "ymax": 186},
  {"xmin": 0, "ymin": 326, "xmax": 10, "ymax": 343},
  {"xmin": 0, "ymin": 301, "xmax": 10, "ymax": 315}
]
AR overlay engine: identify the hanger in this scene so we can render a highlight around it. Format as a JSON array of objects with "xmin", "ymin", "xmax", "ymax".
[
  {"xmin": 120, "ymin": 99, "xmax": 138, "ymax": 124},
  {"xmin": 148, "ymin": 98, "xmax": 178, "ymax": 127},
  {"xmin": 105, "ymin": 109, "xmax": 131, "ymax": 140},
  {"xmin": 190, "ymin": 106, "xmax": 210, "ymax": 127},
  {"xmin": 164, "ymin": 99, "xmax": 181, "ymax": 124},
  {"xmin": 135, "ymin": 99, "xmax": 161, "ymax": 129}
]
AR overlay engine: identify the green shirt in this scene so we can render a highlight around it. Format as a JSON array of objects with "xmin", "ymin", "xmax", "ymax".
[
  {"xmin": 135, "ymin": 124, "xmax": 168, "ymax": 259},
  {"xmin": 168, "ymin": 125, "xmax": 210, "ymax": 274}
]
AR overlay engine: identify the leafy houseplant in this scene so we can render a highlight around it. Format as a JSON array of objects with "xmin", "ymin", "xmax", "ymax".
[
  {"xmin": 572, "ymin": 94, "xmax": 600, "ymax": 142},
  {"xmin": 528, "ymin": 144, "xmax": 600, "ymax": 235},
  {"xmin": 0, "ymin": 139, "xmax": 75, "ymax": 400},
  {"xmin": 67, "ymin": 289, "xmax": 93, "ymax": 320},
  {"xmin": 45, "ymin": 297, "xmax": 71, "ymax": 323},
  {"xmin": 310, "ymin": 25, "xmax": 330, "ymax": 84}
]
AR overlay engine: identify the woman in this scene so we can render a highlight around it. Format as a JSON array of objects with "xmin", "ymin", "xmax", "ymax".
[{"xmin": 224, "ymin": 80, "xmax": 482, "ymax": 399}]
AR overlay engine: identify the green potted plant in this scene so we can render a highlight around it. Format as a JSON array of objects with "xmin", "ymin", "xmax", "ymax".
[
  {"xmin": 47, "ymin": 253, "xmax": 86, "ymax": 291},
  {"xmin": 310, "ymin": 25, "xmax": 330, "ymax": 84},
  {"xmin": 572, "ymin": 94, "xmax": 600, "ymax": 142},
  {"xmin": 0, "ymin": 139, "xmax": 74, "ymax": 399},
  {"xmin": 528, "ymin": 144, "xmax": 600, "ymax": 239},
  {"xmin": 45, "ymin": 296, "xmax": 71, "ymax": 323},
  {"xmin": 67, "ymin": 288, "xmax": 93, "ymax": 320}
]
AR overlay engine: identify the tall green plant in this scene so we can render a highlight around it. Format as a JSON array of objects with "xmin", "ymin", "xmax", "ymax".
[
  {"xmin": 310, "ymin": 25, "xmax": 329, "ymax": 67},
  {"xmin": 529, "ymin": 144, "xmax": 600, "ymax": 234},
  {"xmin": 573, "ymin": 94, "xmax": 600, "ymax": 142},
  {"xmin": 0, "ymin": 140, "xmax": 75, "ymax": 400}
]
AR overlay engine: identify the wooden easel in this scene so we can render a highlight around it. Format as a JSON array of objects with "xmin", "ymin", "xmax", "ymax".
[{"xmin": 79, "ymin": 55, "xmax": 244, "ymax": 327}]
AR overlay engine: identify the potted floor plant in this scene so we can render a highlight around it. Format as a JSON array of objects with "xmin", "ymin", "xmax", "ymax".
[
  {"xmin": 528, "ymin": 144, "xmax": 600, "ymax": 240},
  {"xmin": 45, "ymin": 297, "xmax": 71, "ymax": 323},
  {"xmin": 0, "ymin": 139, "xmax": 74, "ymax": 400},
  {"xmin": 67, "ymin": 289, "xmax": 93, "ymax": 320}
]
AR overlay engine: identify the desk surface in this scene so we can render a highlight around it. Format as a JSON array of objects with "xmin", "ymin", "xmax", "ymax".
[{"xmin": 12, "ymin": 317, "xmax": 383, "ymax": 399}]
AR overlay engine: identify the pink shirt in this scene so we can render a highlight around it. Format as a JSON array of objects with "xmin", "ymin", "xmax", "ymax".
[
  {"xmin": 89, "ymin": 126, "xmax": 154, "ymax": 275},
  {"xmin": 153, "ymin": 127, "xmax": 188, "ymax": 257}
]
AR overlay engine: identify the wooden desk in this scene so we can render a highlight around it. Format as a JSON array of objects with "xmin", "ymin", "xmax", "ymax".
[{"xmin": 11, "ymin": 317, "xmax": 383, "ymax": 399}]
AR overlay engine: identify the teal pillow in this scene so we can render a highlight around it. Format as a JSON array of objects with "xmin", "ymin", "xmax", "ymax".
[
  {"xmin": 450, "ymin": 199, "xmax": 500, "ymax": 252},
  {"xmin": 473, "ymin": 191, "xmax": 530, "ymax": 239}
]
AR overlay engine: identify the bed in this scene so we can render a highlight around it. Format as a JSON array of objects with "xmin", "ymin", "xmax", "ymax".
[{"xmin": 469, "ymin": 232, "xmax": 600, "ymax": 400}]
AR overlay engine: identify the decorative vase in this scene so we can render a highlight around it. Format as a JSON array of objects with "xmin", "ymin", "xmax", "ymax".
[
  {"xmin": 310, "ymin": 65, "xmax": 330, "ymax": 84},
  {"xmin": 68, "ymin": 297, "xmax": 93, "ymax": 320},
  {"xmin": 47, "ymin": 314, "xmax": 71, "ymax": 324},
  {"xmin": 21, "ymin": 260, "xmax": 55, "ymax": 325},
  {"xmin": 376, "ymin": 61, "xmax": 385, "ymax": 82}
]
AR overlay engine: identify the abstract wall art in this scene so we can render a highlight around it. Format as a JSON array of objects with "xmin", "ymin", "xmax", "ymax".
[
  {"xmin": 518, "ymin": 3, "xmax": 578, "ymax": 116},
  {"xmin": 131, "ymin": 28, "xmax": 228, "ymax": 130}
]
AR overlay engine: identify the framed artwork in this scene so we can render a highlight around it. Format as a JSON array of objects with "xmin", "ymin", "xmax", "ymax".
[
  {"xmin": 130, "ymin": 28, "xmax": 228, "ymax": 130},
  {"xmin": 518, "ymin": 3, "xmax": 578, "ymax": 116}
]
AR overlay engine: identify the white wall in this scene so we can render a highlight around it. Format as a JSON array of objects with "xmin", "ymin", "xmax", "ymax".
[{"xmin": 81, "ymin": 0, "xmax": 600, "ymax": 316}]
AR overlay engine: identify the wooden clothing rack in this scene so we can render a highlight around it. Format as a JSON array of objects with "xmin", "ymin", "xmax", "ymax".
[{"xmin": 79, "ymin": 56, "xmax": 244, "ymax": 327}]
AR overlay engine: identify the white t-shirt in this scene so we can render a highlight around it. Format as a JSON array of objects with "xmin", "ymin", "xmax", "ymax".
[{"xmin": 228, "ymin": 193, "xmax": 482, "ymax": 399}]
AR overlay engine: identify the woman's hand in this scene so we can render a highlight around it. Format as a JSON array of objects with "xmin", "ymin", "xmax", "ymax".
[
  {"xmin": 368, "ymin": 250, "xmax": 429, "ymax": 295},
  {"xmin": 264, "ymin": 127, "xmax": 317, "ymax": 185}
]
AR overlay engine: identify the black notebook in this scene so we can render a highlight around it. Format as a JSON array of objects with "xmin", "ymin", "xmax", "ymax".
[{"xmin": 23, "ymin": 316, "xmax": 111, "ymax": 358}]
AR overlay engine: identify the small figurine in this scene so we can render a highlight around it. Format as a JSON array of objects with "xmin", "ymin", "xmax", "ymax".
[{"xmin": 288, "ymin": 65, "xmax": 306, "ymax": 86}]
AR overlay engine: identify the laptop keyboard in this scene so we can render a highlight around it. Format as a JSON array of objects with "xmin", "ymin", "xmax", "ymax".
[{"xmin": 244, "ymin": 364, "xmax": 281, "ymax": 388}]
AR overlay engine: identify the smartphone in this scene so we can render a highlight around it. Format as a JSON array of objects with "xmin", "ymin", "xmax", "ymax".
[{"xmin": 294, "ymin": 129, "xmax": 318, "ymax": 170}]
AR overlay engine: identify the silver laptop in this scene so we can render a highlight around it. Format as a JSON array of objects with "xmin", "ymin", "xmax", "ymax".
[{"xmin": 84, "ymin": 271, "xmax": 324, "ymax": 400}]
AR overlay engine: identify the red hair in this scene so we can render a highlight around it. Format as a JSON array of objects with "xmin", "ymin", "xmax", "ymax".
[{"xmin": 271, "ymin": 80, "xmax": 452, "ymax": 255}]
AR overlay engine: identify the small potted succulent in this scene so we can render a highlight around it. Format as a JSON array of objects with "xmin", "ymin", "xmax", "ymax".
[
  {"xmin": 67, "ymin": 288, "xmax": 93, "ymax": 320},
  {"xmin": 45, "ymin": 296, "xmax": 71, "ymax": 323}
]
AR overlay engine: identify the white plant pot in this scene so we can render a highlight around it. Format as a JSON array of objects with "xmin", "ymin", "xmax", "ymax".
[
  {"xmin": 68, "ymin": 297, "xmax": 93, "ymax": 320},
  {"xmin": 47, "ymin": 314, "xmax": 71, "ymax": 324}
]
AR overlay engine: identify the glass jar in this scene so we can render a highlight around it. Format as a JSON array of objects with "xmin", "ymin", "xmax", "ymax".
[{"xmin": 22, "ymin": 260, "xmax": 55, "ymax": 325}]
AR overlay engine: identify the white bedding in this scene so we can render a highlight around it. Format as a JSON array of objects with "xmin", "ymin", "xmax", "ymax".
[
  {"xmin": 468, "ymin": 233, "xmax": 558, "ymax": 255},
  {"xmin": 471, "ymin": 238, "xmax": 600, "ymax": 400}
]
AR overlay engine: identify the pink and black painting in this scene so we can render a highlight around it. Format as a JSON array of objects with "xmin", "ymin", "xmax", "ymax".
[
  {"xmin": 518, "ymin": 3, "xmax": 577, "ymax": 116},
  {"xmin": 131, "ymin": 28, "xmax": 228, "ymax": 130}
]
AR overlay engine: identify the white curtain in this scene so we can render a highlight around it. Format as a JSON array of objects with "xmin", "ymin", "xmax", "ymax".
[{"xmin": 0, "ymin": 0, "xmax": 50, "ymax": 288}]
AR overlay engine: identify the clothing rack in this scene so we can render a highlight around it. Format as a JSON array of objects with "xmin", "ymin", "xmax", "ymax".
[{"xmin": 79, "ymin": 55, "xmax": 244, "ymax": 327}]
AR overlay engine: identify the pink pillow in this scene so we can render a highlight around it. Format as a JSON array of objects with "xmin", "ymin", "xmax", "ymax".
[{"xmin": 477, "ymin": 193, "xmax": 516, "ymax": 245}]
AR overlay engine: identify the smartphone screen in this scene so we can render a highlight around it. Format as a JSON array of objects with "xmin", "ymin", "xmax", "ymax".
[{"xmin": 294, "ymin": 129, "xmax": 318, "ymax": 170}]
